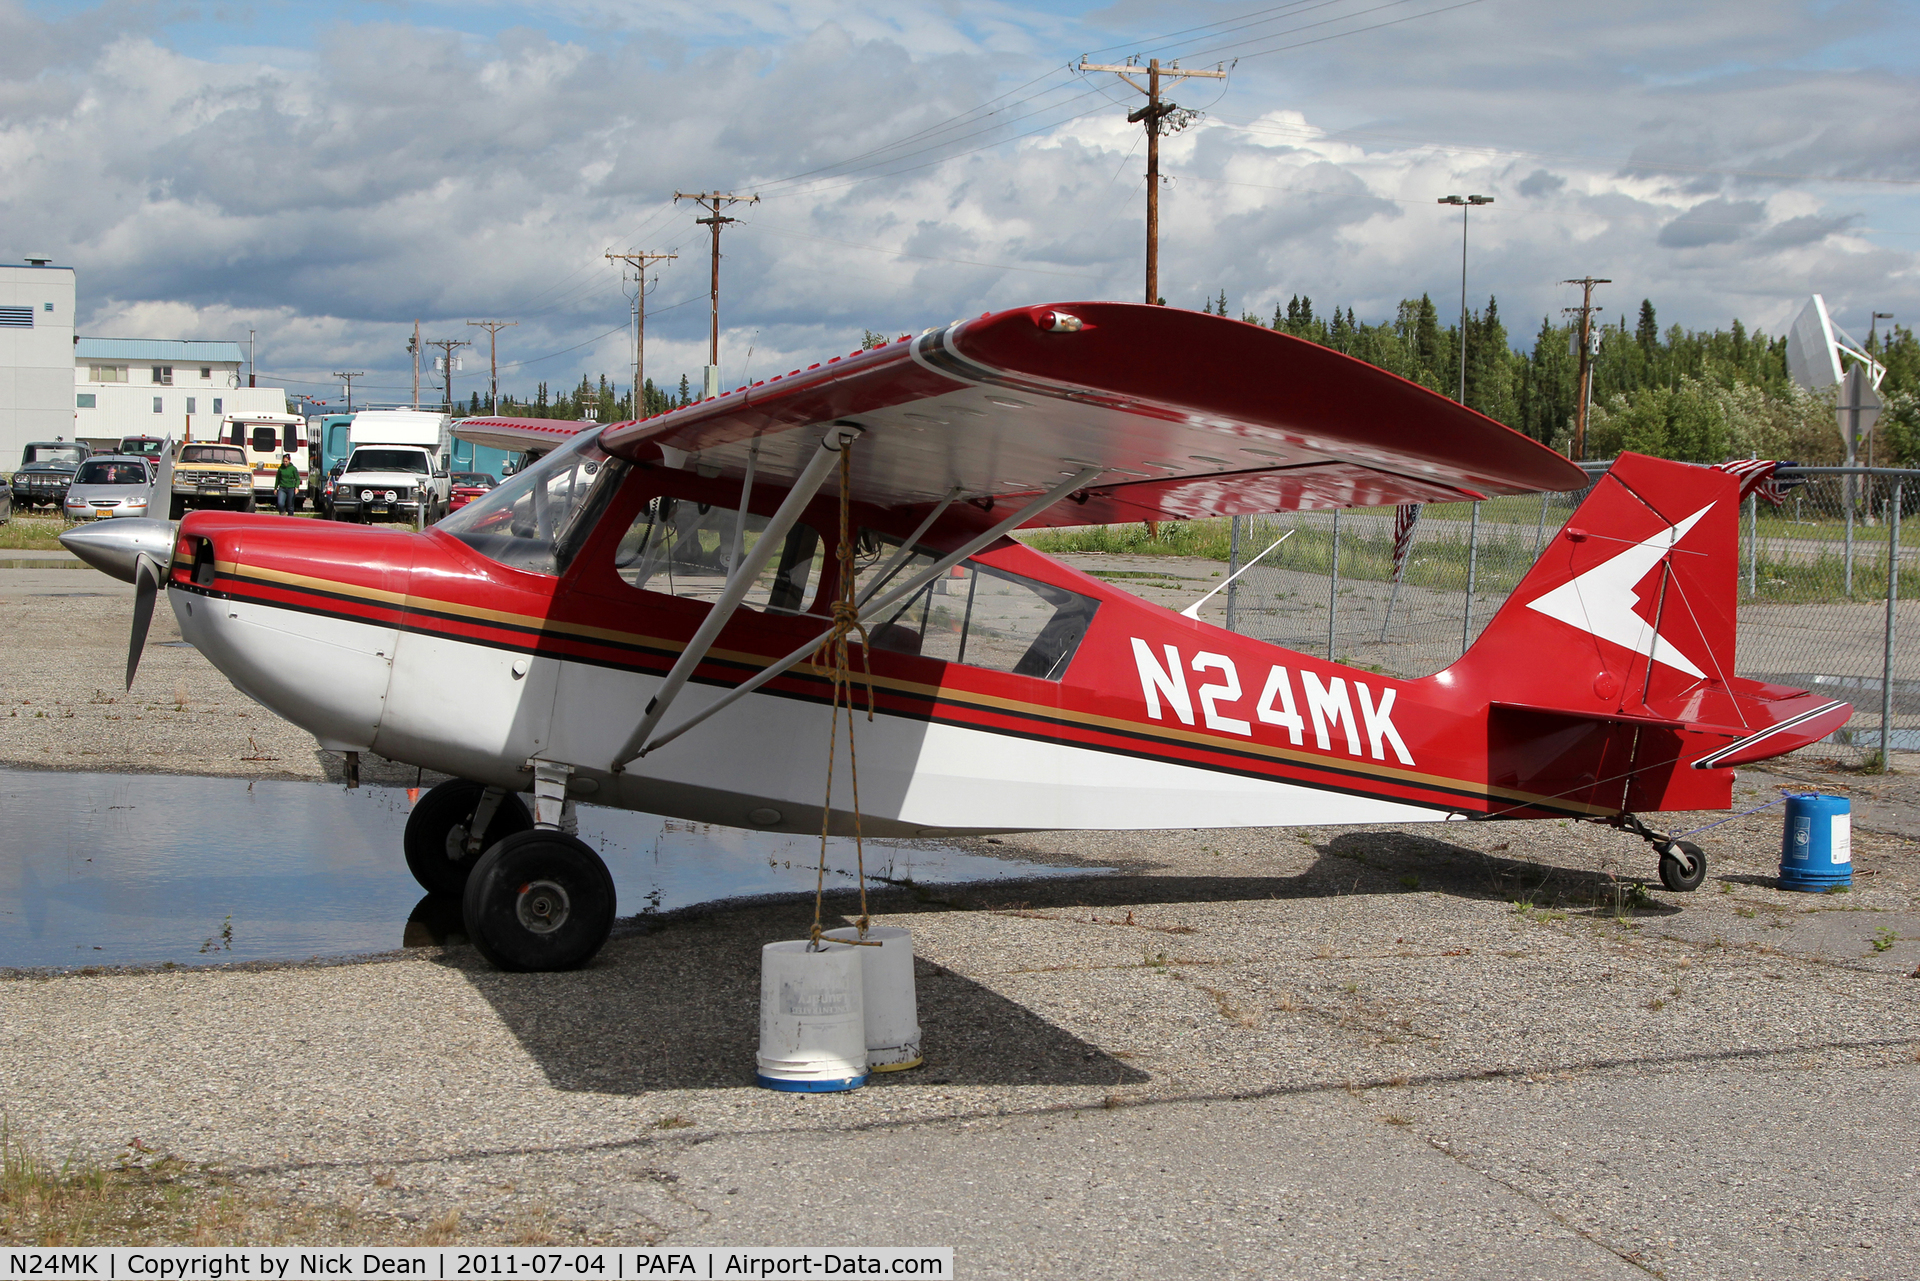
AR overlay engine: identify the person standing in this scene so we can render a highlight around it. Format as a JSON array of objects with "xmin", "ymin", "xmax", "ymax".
[{"xmin": 274, "ymin": 452, "xmax": 300, "ymax": 514}]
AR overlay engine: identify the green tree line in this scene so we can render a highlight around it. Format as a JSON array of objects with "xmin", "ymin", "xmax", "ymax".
[{"xmin": 1207, "ymin": 289, "xmax": 1920, "ymax": 466}]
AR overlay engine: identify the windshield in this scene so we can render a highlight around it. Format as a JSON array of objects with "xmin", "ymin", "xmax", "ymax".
[
  {"xmin": 453, "ymin": 473, "xmax": 496, "ymax": 487},
  {"xmin": 23, "ymin": 445, "xmax": 85, "ymax": 466},
  {"xmin": 180, "ymin": 446, "xmax": 245, "ymax": 466},
  {"xmin": 118, "ymin": 439, "xmax": 162, "ymax": 457},
  {"xmin": 76, "ymin": 461, "xmax": 148, "ymax": 486},
  {"xmin": 347, "ymin": 449, "xmax": 431, "ymax": 474},
  {"xmin": 438, "ymin": 432, "xmax": 625, "ymax": 576}
]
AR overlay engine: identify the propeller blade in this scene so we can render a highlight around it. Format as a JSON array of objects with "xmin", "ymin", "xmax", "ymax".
[{"xmin": 127, "ymin": 552, "xmax": 164, "ymax": 690}]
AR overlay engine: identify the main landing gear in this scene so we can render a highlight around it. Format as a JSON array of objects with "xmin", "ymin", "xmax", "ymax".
[
  {"xmin": 403, "ymin": 778, "xmax": 618, "ymax": 971},
  {"xmin": 1604, "ymin": 813, "xmax": 1707, "ymax": 892}
]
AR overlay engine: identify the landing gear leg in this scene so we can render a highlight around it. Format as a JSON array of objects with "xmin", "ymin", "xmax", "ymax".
[
  {"xmin": 403, "ymin": 779, "xmax": 533, "ymax": 897},
  {"xmin": 462, "ymin": 760, "xmax": 613, "ymax": 971},
  {"xmin": 1603, "ymin": 813, "xmax": 1707, "ymax": 892}
]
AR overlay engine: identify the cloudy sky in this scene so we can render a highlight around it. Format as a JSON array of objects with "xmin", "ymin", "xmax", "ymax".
[{"xmin": 6, "ymin": 0, "xmax": 1918, "ymax": 407}]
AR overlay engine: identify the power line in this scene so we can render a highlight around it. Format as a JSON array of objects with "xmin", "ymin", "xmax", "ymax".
[
  {"xmin": 674, "ymin": 191, "xmax": 758, "ymax": 385},
  {"xmin": 1081, "ymin": 58, "xmax": 1229, "ymax": 305}
]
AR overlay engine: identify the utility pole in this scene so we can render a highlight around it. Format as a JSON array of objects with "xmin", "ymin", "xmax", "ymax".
[
  {"xmin": 1079, "ymin": 57, "xmax": 1227, "ymax": 306},
  {"xmin": 1562, "ymin": 277, "xmax": 1611, "ymax": 461},
  {"xmin": 409, "ymin": 321, "xmax": 421, "ymax": 408},
  {"xmin": 673, "ymin": 192, "xmax": 758, "ymax": 396},
  {"xmin": 426, "ymin": 338, "xmax": 471, "ymax": 414},
  {"xmin": 466, "ymin": 320, "xmax": 517, "ymax": 414},
  {"xmin": 1438, "ymin": 195, "xmax": 1493, "ymax": 404},
  {"xmin": 248, "ymin": 329, "xmax": 256, "ymax": 388},
  {"xmin": 333, "ymin": 371, "xmax": 365, "ymax": 413},
  {"xmin": 606, "ymin": 251, "xmax": 677, "ymax": 414}
]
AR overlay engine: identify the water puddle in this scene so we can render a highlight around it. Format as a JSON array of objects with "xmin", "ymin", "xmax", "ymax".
[{"xmin": 0, "ymin": 769, "xmax": 1103, "ymax": 970}]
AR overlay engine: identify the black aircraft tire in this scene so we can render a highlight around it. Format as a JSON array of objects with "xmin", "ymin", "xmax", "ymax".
[
  {"xmin": 403, "ymin": 780, "xmax": 533, "ymax": 898},
  {"xmin": 463, "ymin": 830, "xmax": 616, "ymax": 972},
  {"xmin": 1658, "ymin": 840, "xmax": 1707, "ymax": 892}
]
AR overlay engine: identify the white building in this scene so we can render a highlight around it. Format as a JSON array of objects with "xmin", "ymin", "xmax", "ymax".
[
  {"xmin": 0, "ymin": 261, "xmax": 77, "ymax": 468},
  {"xmin": 74, "ymin": 338, "xmax": 290, "ymax": 447}
]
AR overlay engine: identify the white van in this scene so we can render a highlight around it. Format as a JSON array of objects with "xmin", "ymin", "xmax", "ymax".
[{"xmin": 219, "ymin": 412, "xmax": 307, "ymax": 505}]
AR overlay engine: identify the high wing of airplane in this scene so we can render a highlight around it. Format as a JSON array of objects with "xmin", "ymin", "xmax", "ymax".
[{"xmin": 60, "ymin": 302, "xmax": 1851, "ymax": 973}]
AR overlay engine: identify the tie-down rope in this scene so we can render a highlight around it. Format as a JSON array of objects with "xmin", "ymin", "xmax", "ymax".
[{"xmin": 811, "ymin": 438, "xmax": 878, "ymax": 950}]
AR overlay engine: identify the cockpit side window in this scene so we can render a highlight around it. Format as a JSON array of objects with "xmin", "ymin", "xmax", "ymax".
[{"xmin": 613, "ymin": 495, "xmax": 821, "ymax": 613}]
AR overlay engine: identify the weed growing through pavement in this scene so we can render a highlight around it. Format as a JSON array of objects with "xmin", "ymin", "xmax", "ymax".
[
  {"xmin": 1871, "ymin": 927, "xmax": 1898, "ymax": 954},
  {"xmin": 652, "ymin": 1116, "xmax": 694, "ymax": 1130},
  {"xmin": 1398, "ymin": 875, "xmax": 1420, "ymax": 891}
]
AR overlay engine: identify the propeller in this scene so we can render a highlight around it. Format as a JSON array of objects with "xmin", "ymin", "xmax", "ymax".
[
  {"xmin": 127, "ymin": 552, "xmax": 164, "ymax": 689},
  {"xmin": 57, "ymin": 518, "xmax": 180, "ymax": 690}
]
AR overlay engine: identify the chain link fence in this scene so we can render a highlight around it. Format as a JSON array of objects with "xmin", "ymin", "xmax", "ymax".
[{"xmin": 1217, "ymin": 465, "xmax": 1920, "ymax": 767}]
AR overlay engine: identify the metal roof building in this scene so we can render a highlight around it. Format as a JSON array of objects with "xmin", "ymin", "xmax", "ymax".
[{"xmin": 75, "ymin": 338, "xmax": 246, "ymax": 364}]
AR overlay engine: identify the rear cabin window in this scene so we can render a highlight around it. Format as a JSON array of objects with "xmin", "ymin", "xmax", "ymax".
[
  {"xmin": 250, "ymin": 426, "xmax": 279, "ymax": 453},
  {"xmin": 851, "ymin": 534, "xmax": 1098, "ymax": 680},
  {"xmin": 614, "ymin": 497, "xmax": 820, "ymax": 614}
]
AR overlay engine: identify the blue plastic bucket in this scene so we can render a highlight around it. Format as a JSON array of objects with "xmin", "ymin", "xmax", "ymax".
[{"xmin": 1779, "ymin": 793, "xmax": 1852, "ymax": 891}]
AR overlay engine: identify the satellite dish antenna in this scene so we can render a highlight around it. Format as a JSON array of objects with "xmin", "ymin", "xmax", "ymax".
[
  {"xmin": 1786, "ymin": 295, "xmax": 1885, "ymax": 393},
  {"xmin": 1786, "ymin": 295, "xmax": 1886, "ymax": 464}
]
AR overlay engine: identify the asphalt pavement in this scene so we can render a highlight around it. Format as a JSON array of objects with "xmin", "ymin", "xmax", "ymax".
[{"xmin": 0, "ymin": 561, "xmax": 1915, "ymax": 1274}]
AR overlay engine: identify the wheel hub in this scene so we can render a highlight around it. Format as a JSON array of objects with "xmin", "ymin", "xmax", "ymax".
[
  {"xmin": 445, "ymin": 824, "xmax": 470, "ymax": 862},
  {"xmin": 515, "ymin": 879, "xmax": 571, "ymax": 934}
]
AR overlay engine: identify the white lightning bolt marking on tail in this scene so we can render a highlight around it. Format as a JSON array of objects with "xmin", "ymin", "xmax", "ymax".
[{"xmin": 1526, "ymin": 503, "xmax": 1714, "ymax": 678}]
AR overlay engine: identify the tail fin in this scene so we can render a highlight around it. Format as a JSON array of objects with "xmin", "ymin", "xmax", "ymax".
[
  {"xmin": 1463, "ymin": 452, "xmax": 1740, "ymax": 726},
  {"xmin": 1461, "ymin": 453, "xmax": 1851, "ymax": 816}
]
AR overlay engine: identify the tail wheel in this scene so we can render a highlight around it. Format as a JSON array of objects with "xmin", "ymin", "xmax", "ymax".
[
  {"xmin": 1658, "ymin": 840, "xmax": 1707, "ymax": 892},
  {"xmin": 463, "ymin": 830, "xmax": 616, "ymax": 972},
  {"xmin": 403, "ymin": 779, "xmax": 533, "ymax": 898}
]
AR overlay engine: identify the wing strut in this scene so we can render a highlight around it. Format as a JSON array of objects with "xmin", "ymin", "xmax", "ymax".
[
  {"xmin": 631, "ymin": 465, "xmax": 1103, "ymax": 762},
  {"xmin": 612, "ymin": 423, "xmax": 864, "ymax": 770}
]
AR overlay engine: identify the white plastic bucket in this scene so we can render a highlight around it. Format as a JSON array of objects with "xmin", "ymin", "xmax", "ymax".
[
  {"xmin": 756, "ymin": 940, "xmax": 868, "ymax": 1092},
  {"xmin": 822, "ymin": 925, "xmax": 923, "ymax": 1071}
]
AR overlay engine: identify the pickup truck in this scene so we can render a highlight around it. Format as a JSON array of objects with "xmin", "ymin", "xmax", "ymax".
[
  {"xmin": 11, "ymin": 441, "xmax": 90, "ymax": 511},
  {"xmin": 330, "ymin": 444, "xmax": 449, "ymax": 524},
  {"xmin": 169, "ymin": 443, "xmax": 256, "ymax": 517}
]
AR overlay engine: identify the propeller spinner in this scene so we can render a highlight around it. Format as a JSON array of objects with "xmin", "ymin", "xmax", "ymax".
[{"xmin": 59, "ymin": 518, "xmax": 178, "ymax": 689}]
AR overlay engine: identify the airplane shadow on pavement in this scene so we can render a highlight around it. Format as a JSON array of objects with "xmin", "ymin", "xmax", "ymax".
[
  {"xmin": 430, "ymin": 896, "xmax": 1152, "ymax": 1095},
  {"xmin": 425, "ymin": 827, "xmax": 1672, "ymax": 1095}
]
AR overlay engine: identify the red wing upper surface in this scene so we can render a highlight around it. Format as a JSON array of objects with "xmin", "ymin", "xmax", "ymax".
[{"xmin": 596, "ymin": 302, "xmax": 1587, "ymax": 523}]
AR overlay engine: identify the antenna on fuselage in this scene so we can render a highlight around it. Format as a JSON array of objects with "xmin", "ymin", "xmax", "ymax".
[{"xmin": 1180, "ymin": 529, "xmax": 1292, "ymax": 620}]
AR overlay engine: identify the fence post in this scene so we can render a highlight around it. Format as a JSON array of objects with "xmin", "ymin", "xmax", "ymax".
[
  {"xmin": 1845, "ymin": 472, "xmax": 1856, "ymax": 595},
  {"xmin": 1883, "ymin": 481, "xmax": 1901, "ymax": 770},
  {"xmin": 1461, "ymin": 501, "xmax": 1480, "ymax": 656},
  {"xmin": 1747, "ymin": 492, "xmax": 1757, "ymax": 598},
  {"xmin": 1226, "ymin": 514, "xmax": 1243, "ymax": 633},
  {"xmin": 1328, "ymin": 509, "xmax": 1340, "ymax": 662},
  {"xmin": 1532, "ymin": 492, "xmax": 1550, "ymax": 560}
]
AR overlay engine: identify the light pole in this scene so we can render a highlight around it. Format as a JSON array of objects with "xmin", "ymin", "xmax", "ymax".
[{"xmin": 1438, "ymin": 195, "xmax": 1493, "ymax": 405}]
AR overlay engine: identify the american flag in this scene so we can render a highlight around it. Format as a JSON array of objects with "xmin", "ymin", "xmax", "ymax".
[
  {"xmin": 1713, "ymin": 459, "xmax": 1787, "ymax": 508},
  {"xmin": 1390, "ymin": 503, "xmax": 1421, "ymax": 582}
]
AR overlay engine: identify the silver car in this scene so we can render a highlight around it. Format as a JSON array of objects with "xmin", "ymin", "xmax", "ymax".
[{"xmin": 63, "ymin": 455, "xmax": 155, "ymax": 521}]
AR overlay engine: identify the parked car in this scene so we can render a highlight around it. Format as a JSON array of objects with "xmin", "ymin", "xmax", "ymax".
[
  {"xmin": 63, "ymin": 456, "xmax": 154, "ymax": 521},
  {"xmin": 448, "ymin": 471, "xmax": 497, "ymax": 511},
  {"xmin": 116, "ymin": 436, "xmax": 167, "ymax": 462},
  {"xmin": 10, "ymin": 441, "xmax": 90, "ymax": 511},
  {"xmin": 170, "ymin": 443, "xmax": 255, "ymax": 518}
]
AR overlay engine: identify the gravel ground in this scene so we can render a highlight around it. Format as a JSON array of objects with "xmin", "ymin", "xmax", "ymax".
[{"xmin": 1, "ymin": 567, "xmax": 1917, "ymax": 1274}]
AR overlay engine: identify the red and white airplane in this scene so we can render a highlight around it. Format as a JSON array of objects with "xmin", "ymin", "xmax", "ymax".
[{"xmin": 62, "ymin": 302, "xmax": 1852, "ymax": 972}]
